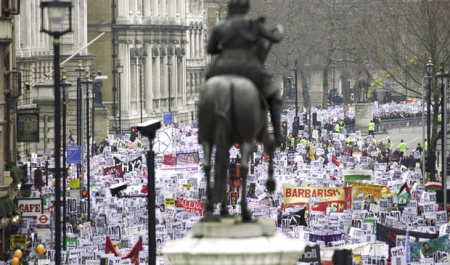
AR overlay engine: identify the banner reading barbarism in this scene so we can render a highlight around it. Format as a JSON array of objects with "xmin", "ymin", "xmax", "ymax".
[
  {"xmin": 282, "ymin": 186, "xmax": 351, "ymax": 212},
  {"xmin": 351, "ymin": 183, "xmax": 384, "ymax": 202}
]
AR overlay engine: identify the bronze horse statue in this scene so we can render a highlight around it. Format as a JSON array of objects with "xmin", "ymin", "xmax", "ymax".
[{"xmin": 198, "ymin": 75, "xmax": 276, "ymax": 221}]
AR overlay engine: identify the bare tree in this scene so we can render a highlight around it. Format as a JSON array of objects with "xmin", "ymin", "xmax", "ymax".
[{"xmin": 366, "ymin": 0, "xmax": 450, "ymax": 153}]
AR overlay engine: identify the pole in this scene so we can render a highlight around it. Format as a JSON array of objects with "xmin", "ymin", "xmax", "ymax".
[
  {"xmin": 422, "ymin": 78, "xmax": 426, "ymax": 179},
  {"xmin": 147, "ymin": 146, "xmax": 156, "ymax": 265},
  {"xmin": 92, "ymin": 73, "xmax": 95, "ymax": 156},
  {"xmin": 137, "ymin": 120, "xmax": 161, "ymax": 265},
  {"xmin": 140, "ymin": 62, "xmax": 143, "ymax": 123},
  {"xmin": 112, "ymin": 0, "xmax": 118, "ymax": 135},
  {"xmin": 437, "ymin": 64, "xmax": 448, "ymax": 210},
  {"xmin": 61, "ymin": 72, "xmax": 69, "ymax": 249},
  {"xmin": 428, "ymin": 73, "xmax": 434, "ymax": 181},
  {"xmin": 294, "ymin": 61, "xmax": 298, "ymax": 118},
  {"xmin": 168, "ymin": 60, "xmax": 172, "ymax": 113},
  {"xmin": 118, "ymin": 72, "xmax": 122, "ymax": 132},
  {"xmin": 53, "ymin": 35, "xmax": 62, "ymax": 265},
  {"xmin": 113, "ymin": 71, "xmax": 117, "ymax": 134},
  {"xmin": 443, "ymin": 75, "xmax": 448, "ymax": 211},
  {"xmin": 82, "ymin": 73, "xmax": 93, "ymax": 221},
  {"xmin": 76, "ymin": 63, "xmax": 84, "ymax": 200}
]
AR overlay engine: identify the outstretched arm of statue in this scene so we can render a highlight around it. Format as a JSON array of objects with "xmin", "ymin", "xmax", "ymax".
[
  {"xmin": 256, "ymin": 20, "xmax": 283, "ymax": 43},
  {"xmin": 207, "ymin": 28, "xmax": 221, "ymax": 55}
]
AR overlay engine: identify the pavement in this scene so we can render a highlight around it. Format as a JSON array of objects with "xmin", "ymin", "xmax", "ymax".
[{"xmin": 360, "ymin": 124, "xmax": 424, "ymax": 155}]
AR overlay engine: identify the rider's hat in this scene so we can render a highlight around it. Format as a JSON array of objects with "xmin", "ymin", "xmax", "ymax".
[{"xmin": 228, "ymin": 0, "xmax": 250, "ymax": 14}]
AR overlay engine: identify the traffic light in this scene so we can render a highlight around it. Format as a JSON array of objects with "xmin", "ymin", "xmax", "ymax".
[
  {"xmin": 292, "ymin": 117, "xmax": 300, "ymax": 138},
  {"xmin": 312, "ymin": 112, "xmax": 318, "ymax": 126},
  {"xmin": 302, "ymin": 113, "xmax": 308, "ymax": 125},
  {"xmin": 282, "ymin": 121, "xmax": 287, "ymax": 138},
  {"xmin": 130, "ymin": 126, "xmax": 138, "ymax": 141},
  {"xmin": 82, "ymin": 189, "xmax": 88, "ymax": 198}
]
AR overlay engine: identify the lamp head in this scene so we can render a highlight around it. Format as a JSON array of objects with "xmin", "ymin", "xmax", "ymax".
[
  {"xmin": 426, "ymin": 57, "xmax": 434, "ymax": 76},
  {"xmin": 137, "ymin": 119, "xmax": 161, "ymax": 139},
  {"xmin": 109, "ymin": 182, "xmax": 127, "ymax": 197}
]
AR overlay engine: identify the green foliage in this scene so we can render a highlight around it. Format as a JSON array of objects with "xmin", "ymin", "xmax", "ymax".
[
  {"xmin": 5, "ymin": 162, "xmax": 23, "ymax": 184},
  {"xmin": 0, "ymin": 197, "xmax": 14, "ymax": 219}
]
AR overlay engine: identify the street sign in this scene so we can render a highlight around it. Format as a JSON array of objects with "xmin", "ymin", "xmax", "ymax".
[
  {"xmin": 37, "ymin": 214, "xmax": 50, "ymax": 226},
  {"xmin": 67, "ymin": 145, "xmax": 82, "ymax": 164},
  {"xmin": 164, "ymin": 112, "xmax": 173, "ymax": 124}
]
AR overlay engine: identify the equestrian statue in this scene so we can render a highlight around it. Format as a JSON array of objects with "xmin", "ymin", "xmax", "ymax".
[{"xmin": 198, "ymin": 0, "xmax": 283, "ymax": 221}]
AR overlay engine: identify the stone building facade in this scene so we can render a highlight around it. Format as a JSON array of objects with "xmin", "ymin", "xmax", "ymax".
[
  {"xmin": 89, "ymin": 0, "xmax": 207, "ymax": 138},
  {"xmin": 14, "ymin": 0, "xmax": 93, "ymax": 158}
]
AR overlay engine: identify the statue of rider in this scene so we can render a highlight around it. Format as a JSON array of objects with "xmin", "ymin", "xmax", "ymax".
[
  {"xmin": 205, "ymin": 0, "xmax": 284, "ymax": 145},
  {"xmin": 93, "ymin": 71, "xmax": 104, "ymax": 107}
]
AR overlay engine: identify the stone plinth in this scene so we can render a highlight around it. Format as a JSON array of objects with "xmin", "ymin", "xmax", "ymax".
[
  {"xmin": 93, "ymin": 107, "xmax": 109, "ymax": 144},
  {"xmin": 354, "ymin": 102, "xmax": 373, "ymax": 129},
  {"xmin": 163, "ymin": 218, "xmax": 305, "ymax": 265}
]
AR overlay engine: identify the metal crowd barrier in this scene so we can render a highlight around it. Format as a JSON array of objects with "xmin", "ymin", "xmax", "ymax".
[{"xmin": 344, "ymin": 117, "xmax": 423, "ymax": 134}]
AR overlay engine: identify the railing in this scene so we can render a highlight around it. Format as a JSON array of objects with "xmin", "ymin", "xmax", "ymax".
[{"xmin": 345, "ymin": 117, "xmax": 423, "ymax": 134}]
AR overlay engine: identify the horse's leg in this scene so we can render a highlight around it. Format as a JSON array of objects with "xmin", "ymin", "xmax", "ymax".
[
  {"xmin": 239, "ymin": 141, "xmax": 254, "ymax": 222},
  {"xmin": 201, "ymin": 140, "xmax": 215, "ymax": 221},
  {"xmin": 265, "ymin": 138, "xmax": 276, "ymax": 193},
  {"xmin": 215, "ymin": 144, "xmax": 231, "ymax": 217}
]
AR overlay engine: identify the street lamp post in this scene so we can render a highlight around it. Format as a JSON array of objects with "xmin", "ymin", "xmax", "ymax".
[
  {"xmin": 91, "ymin": 72, "xmax": 96, "ymax": 156},
  {"xmin": 82, "ymin": 70, "xmax": 93, "ymax": 221},
  {"xmin": 436, "ymin": 63, "xmax": 448, "ymax": 210},
  {"xmin": 40, "ymin": 1, "xmax": 72, "ymax": 264},
  {"xmin": 292, "ymin": 61, "xmax": 298, "ymax": 119},
  {"xmin": 138, "ymin": 60, "xmax": 144, "ymax": 123},
  {"xmin": 332, "ymin": 61, "xmax": 336, "ymax": 92},
  {"xmin": 137, "ymin": 119, "xmax": 161, "ymax": 265},
  {"xmin": 426, "ymin": 59, "xmax": 435, "ymax": 181},
  {"xmin": 167, "ymin": 60, "xmax": 172, "ymax": 113},
  {"xmin": 61, "ymin": 69, "xmax": 71, "ymax": 248},
  {"xmin": 75, "ymin": 60, "xmax": 84, "ymax": 182},
  {"xmin": 117, "ymin": 61, "xmax": 123, "ymax": 133}
]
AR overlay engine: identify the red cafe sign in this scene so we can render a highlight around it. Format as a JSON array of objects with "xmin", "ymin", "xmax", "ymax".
[
  {"xmin": 176, "ymin": 197, "xmax": 204, "ymax": 216},
  {"xmin": 18, "ymin": 198, "xmax": 43, "ymax": 217}
]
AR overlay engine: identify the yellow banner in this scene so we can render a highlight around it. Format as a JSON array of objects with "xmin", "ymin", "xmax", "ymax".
[
  {"xmin": 10, "ymin": 234, "xmax": 27, "ymax": 250},
  {"xmin": 351, "ymin": 183, "xmax": 384, "ymax": 202},
  {"xmin": 182, "ymin": 183, "xmax": 192, "ymax": 191},
  {"xmin": 283, "ymin": 186, "xmax": 348, "ymax": 205},
  {"xmin": 165, "ymin": 198, "xmax": 175, "ymax": 209},
  {"xmin": 69, "ymin": 179, "xmax": 80, "ymax": 189}
]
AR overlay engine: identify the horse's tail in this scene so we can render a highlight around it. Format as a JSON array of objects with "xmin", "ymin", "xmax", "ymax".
[{"xmin": 213, "ymin": 80, "xmax": 232, "ymax": 147}]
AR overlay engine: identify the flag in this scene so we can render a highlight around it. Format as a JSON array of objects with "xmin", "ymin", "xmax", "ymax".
[
  {"xmin": 122, "ymin": 236, "xmax": 143, "ymax": 265},
  {"xmin": 405, "ymin": 229, "xmax": 410, "ymax": 263},
  {"xmin": 103, "ymin": 164, "xmax": 123, "ymax": 178},
  {"xmin": 163, "ymin": 155, "xmax": 176, "ymax": 166},
  {"xmin": 397, "ymin": 182, "xmax": 410, "ymax": 195},
  {"xmin": 309, "ymin": 145, "xmax": 315, "ymax": 161},
  {"xmin": 140, "ymin": 185, "xmax": 148, "ymax": 194},
  {"xmin": 263, "ymin": 152, "xmax": 269, "ymax": 162},
  {"xmin": 105, "ymin": 236, "xmax": 120, "ymax": 257},
  {"xmin": 332, "ymin": 155, "xmax": 340, "ymax": 167},
  {"xmin": 142, "ymin": 168, "xmax": 148, "ymax": 180}
]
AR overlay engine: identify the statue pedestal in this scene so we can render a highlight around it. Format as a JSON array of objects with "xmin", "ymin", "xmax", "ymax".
[
  {"xmin": 354, "ymin": 102, "xmax": 373, "ymax": 131},
  {"xmin": 93, "ymin": 106, "xmax": 109, "ymax": 144},
  {"xmin": 162, "ymin": 218, "xmax": 305, "ymax": 265}
]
